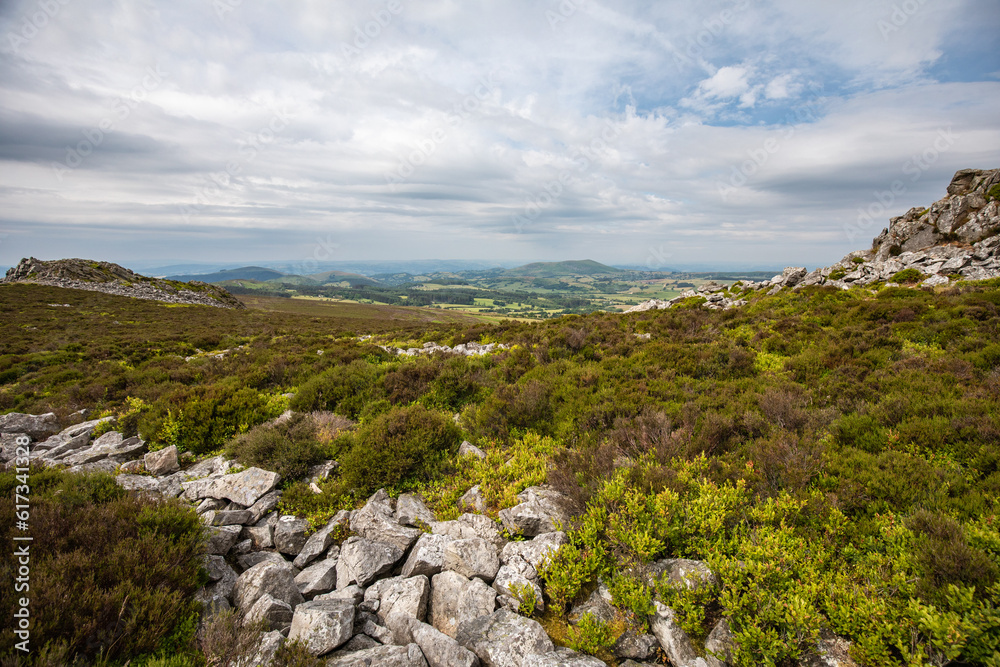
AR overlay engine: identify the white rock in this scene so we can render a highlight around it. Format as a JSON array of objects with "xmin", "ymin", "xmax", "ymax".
[{"xmin": 288, "ymin": 599, "xmax": 355, "ymax": 656}]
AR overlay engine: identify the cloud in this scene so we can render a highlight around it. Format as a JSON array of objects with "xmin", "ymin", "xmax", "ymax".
[{"xmin": 0, "ymin": 0, "xmax": 997, "ymax": 270}]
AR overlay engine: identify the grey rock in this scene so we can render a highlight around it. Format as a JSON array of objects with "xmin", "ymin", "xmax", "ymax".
[
  {"xmin": 493, "ymin": 560, "xmax": 543, "ymax": 614},
  {"xmin": 295, "ymin": 557, "xmax": 340, "ymax": 598},
  {"xmin": 430, "ymin": 570, "xmax": 498, "ymax": 638},
  {"xmin": 274, "ymin": 515, "xmax": 310, "ymax": 555},
  {"xmin": 326, "ymin": 643, "xmax": 429, "ymax": 667},
  {"xmin": 459, "ymin": 441, "xmax": 487, "ymax": 460},
  {"xmin": 236, "ymin": 550, "xmax": 288, "ymax": 573},
  {"xmin": 456, "ymin": 608, "xmax": 555, "ymax": 667},
  {"xmin": 355, "ymin": 610, "xmax": 394, "ymax": 644},
  {"xmin": 336, "ymin": 634, "xmax": 381, "ymax": 653},
  {"xmin": 500, "ymin": 532, "xmax": 567, "ymax": 572},
  {"xmin": 802, "ymin": 628, "xmax": 859, "ymax": 667},
  {"xmin": 498, "ymin": 487, "xmax": 572, "ymax": 537},
  {"xmin": 365, "ymin": 574, "xmax": 431, "ymax": 622},
  {"xmin": 205, "ymin": 556, "xmax": 240, "ymax": 603},
  {"xmin": 115, "ymin": 473, "xmax": 160, "ymax": 494},
  {"xmin": 243, "ymin": 523, "xmax": 274, "ymax": 550},
  {"xmin": 444, "ymin": 538, "xmax": 501, "ymax": 582},
  {"xmin": 460, "ymin": 486, "xmax": 488, "ymax": 513},
  {"xmin": 457, "ymin": 514, "xmax": 506, "ymax": 550},
  {"xmin": 240, "ymin": 630, "xmax": 285, "ymax": 667},
  {"xmin": 144, "ymin": 445, "xmax": 179, "ymax": 475},
  {"xmin": 523, "ymin": 648, "xmax": 607, "ymax": 666},
  {"xmin": 352, "ymin": 499, "xmax": 422, "ymax": 553},
  {"xmin": 118, "ymin": 459, "xmax": 144, "ymax": 474},
  {"xmin": 210, "ymin": 510, "xmax": 253, "ymax": 526},
  {"xmin": 0, "ymin": 412, "xmax": 59, "ymax": 439},
  {"xmin": 396, "ymin": 615, "xmax": 481, "ymax": 667},
  {"xmin": 246, "ymin": 489, "xmax": 282, "ymax": 524},
  {"xmin": 613, "ymin": 632, "xmax": 660, "ymax": 661},
  {"xmin": 337, "ymin": 536, "xmax": 405, "ymax": 588},
  {"xmin": 642, "ymin": 558, "xmax": 717, "ymax": 592},
  {"xmin": 232, "ymin": 538, "xmax": 252, "ymax": 556},
  {"xmin": 705, "ymin": 618, "xmax": 735, "ymax": 667},
  {"xmin": 205, "ymin": 525, "xmax": 242, "ymax": 555},
  {"xmin": 244, "ymin": 592, "xmax": 294, "ymax": 632},
  {"xmin": 315, "ymin": 584, "xmax": 365, "ymax": 606},
  {"xmin": 649, "ymin": 602, "xmax": 698, "ymax": 667},
  {"xmin": 293, "ymin": 515, "xmax": 343, "ymax": 568},
  {"xmin": 233, "ymin": 560, "xmax": 305, "ymax": 610},
  {"xmin": 203, "ymin": 554, "xmax": 233, "ymax": 583},
  {"xmin": 397, "ymin": 493, "xmax": 437, "ymax": 527},
  {"xmin": 197, "ymin": 498, "xmax": 228, "ymax": 514},
  {"xmin": 288, "ymin": 599, "xmax": 356, "ymax": 656},
  {"xmin": 181, "ymin": 466, "xmax": 281, "ymax": 506},
  {"xmin": 568, "ymin": 585, "xmax": 615, "ymax": 625},
  {"xmin": 402, "ymin": 532, "xmax": 452, "ymax": 578}
]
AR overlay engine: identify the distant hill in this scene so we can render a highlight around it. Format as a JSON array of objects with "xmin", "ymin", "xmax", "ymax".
[
  {"xmin": 2, "ymin": 257, "xmax": 244, "ymax": 309},
  {"xmin": 306, "ymin": 270, "xmax": 380, "ymax": 287},
  {"xmin": 167, "ymin": 266, "xmax": 287, "ymax": 283},
  {"xmin": 502, "ymin": 260, "xmax": 624, "ymax": 277}
]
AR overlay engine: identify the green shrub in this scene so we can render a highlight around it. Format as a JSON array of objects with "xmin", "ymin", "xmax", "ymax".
[
  {"xmin": 225, "ymin": 412, "xmax": 328, "ymax": 481},
  {"xmin": 338, "ymin": 404, "xmax": 461, "ymax": 494},
  {"xmin": 0, "ymin": 467, "xmax": 205, "ymax": 663},
  {"xmin": 828, "ymin": 268, "xmax": 847, "ymax": 281},
  {"xmin": 566, "ymin": 613, "xmax": 617, "ymax": 657},
  {"xmin": 890, "ymin": 268, "xmax": 924, "ymax": 284},
  {"xmin": 290, "ymin": 360, "xmax": 379, "ymax": 419}
]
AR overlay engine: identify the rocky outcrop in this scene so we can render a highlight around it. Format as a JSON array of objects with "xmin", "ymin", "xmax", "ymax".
[
  {"xmin": 626, "ymin": 168, "xmax": 1000, "ymax": 315},
  {"xmin": 2, "ymin": 257, "xmax": 244, "ymax": 309},
  {"xmin": 380, "ymin": 341, "xmax": 511, "ymax": 357}
]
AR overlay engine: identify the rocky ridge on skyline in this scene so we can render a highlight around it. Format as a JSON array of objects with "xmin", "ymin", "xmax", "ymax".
[
  {"xmin": 627, "ymin": 168, "xmax": 1000, "ymax": 313},
  {"xmin": 2, "ymin": 257, "xmax": 245, "ymax": 309}
]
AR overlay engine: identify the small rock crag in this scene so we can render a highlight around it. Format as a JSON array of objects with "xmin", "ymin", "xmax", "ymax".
[{"xmin": 2, "ymin": 257, "xmax": 244, "ymax": 309}]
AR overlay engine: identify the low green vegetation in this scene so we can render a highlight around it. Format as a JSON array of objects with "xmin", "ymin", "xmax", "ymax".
[{"xmin": 2, "ymin": 275, "xmax": 1000, "ymax": 665}]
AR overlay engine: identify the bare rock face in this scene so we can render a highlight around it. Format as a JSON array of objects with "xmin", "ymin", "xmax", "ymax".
[
  {"xmin": 144, "ymin": 445, "xmax": 179, "ymax": 476},
  {"xmin": 402, "ymin": 532, "xmax": 452, "ymax": 578},
  {"xmin": 705, "ymin": 619, "xmax": 735, "ymax": 667},
  {"xmin": 326, "ymin": 643, "xmax": 429, "ymax": 667},
  {"xmin": 365, "ymin": 575, "xmax": 431, "ymax": 622},
  {"xmin": 444, "ymin": 538, "xmax": 501, "ymax": 583}
]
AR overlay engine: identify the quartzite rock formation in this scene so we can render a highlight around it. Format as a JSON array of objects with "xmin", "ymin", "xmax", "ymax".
[
  {"xmin": 2, "ymin": 257, "xmax": 244, "ymax": 309},
  {"xmin": 627, "ymin": 168, "xmax": 1000, "ymax": 313}
]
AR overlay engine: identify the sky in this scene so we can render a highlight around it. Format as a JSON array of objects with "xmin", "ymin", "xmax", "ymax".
[{"xmin": 0, "ymin": 0, "xmax": 999, "ymax": 272}]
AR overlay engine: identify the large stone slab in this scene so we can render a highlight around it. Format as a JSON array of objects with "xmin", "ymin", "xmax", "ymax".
[
  {"xmin": 288, "ymin": 599, "xmax": 355, "ymax": 656},
  {"xmin": 295, "ymin": 557, "xmax": 340, "ymax": 598},
  {"xmin": 430, "ymin": 570, "xmax": 497, "ymax": 639},
  {"xmin": 233, "ymin": 560, "xmax": 304, "ymax": 610},
  {"xmin": 0, "ymin": 412, "xmax": 60, "ymax": 439},
  {"xmin": 402, "ymin": 532, "xmax": 452, "ymax": 578},
  {"xmin": 326, "ymin": 643, "xmax": 429, "ymax": 667},
  {"xmin": 444, "ymin": 538, "xmax": 500, "ymax": 583},
  {"xmin": 365, "ymin": 574, "xmax": 431, "ymax": 622},
  {"xmin": 456, "ymin": 609, "xmax": 555, "ymax": 667},
  {"xmin": 181, "ymin": 466, "xmax": 281, "ymax": 506},
  {"xmin": 336, "ymin": 536, "xmax": 404, "ymax": 588}
]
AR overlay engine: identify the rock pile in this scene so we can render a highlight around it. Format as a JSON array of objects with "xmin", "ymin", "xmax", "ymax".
[
  {"xmin": 380, "ymin": 341, "xmax": 510, "ymax": 357},
  {"xmin": 2, "ymin": 257, "xmax": 244, "ymax": 309},
  {"xmin": 626, "ymin": 168, "xmax": 1000, "ymax": 314},
  {"xmin": 4, "ymin": 410, "xmax": 855, "ymax": 667}
]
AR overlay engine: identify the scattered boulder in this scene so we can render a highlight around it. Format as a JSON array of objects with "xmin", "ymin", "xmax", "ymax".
[
  {"xmin": 295, "ymin": 514, "xmax": 347, "ymax": 568},
  {"xmin": 459, "ymin": 441, "xmax": 487, "ymax": 460},
  {"xmin": 705, "ymin": 619, "xmax": 735, "ymax": 667},
  {"xmin": 613, "ymin": 632, "xmax": 660, "ymax": 661},
  {"xmin": 205, "ymin": 525, "xmax": 242, "ymax": 555},
  {"xmin": 366, "ymin": 575, "xmax": 431, "ymax": 622},
  {"xmin": 181, "ymin": 466, "xmax": 281, "ymax": 507},
  {"xmin": 460, "ymin": 486, "xmax": 488, "ymax": 513},
  {"xmin": 144, "ymin": 445, "xmax": 179, "ymax": 475},
  {"xmin": 326, "ymin": 643, "xmax": 429, "ymax": 667},
  {"xmin": 568, "ymin": 585, "xmax": 616, "ymax": 625},
  {"xmin": 523, "ymin": 648, "xmax": 607, "ymax": 666},
  {"xmin": 0, "ymin": 412, "xmax": 59, "ymax": 439},
  {"xmin": 243, "ymin": 592, "xmax": 294, "ymax": 633}
]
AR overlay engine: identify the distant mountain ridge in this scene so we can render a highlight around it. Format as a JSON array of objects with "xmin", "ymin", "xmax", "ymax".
[
  {"xmin": 2, "ymin": 258, "xmax": 244, "ymax": 309},
  {"xmin": 500, "ymin": 259, "xmax": 623, "ymax": 277},
  {"xmin": 167, "ymin": 266, "xmax": 287, "ymax": 283}
]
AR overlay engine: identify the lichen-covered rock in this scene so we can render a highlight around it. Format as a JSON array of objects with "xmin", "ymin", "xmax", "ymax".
[
  {"xmin": 523, "ymin": 647, "xmax": 607, "ymax": 666},
  {"xmin": 181, "ymin": 466, "xmax": 281, "ymax": 507},
  {"xmin": 402, "ymin": 532, "xmax": 452, "ymax": 578},
  {"xmin": 243, "ymin": 592, "xmax": 294, "ymax": 633},
  {"xmin": 326, "ymin": 643, "xmax": 429, "ymax": 667},
  {"xmin": 366, "ymin": 574, "xmax": 431, "ymax": 622},
  {"xmin": 205, "ymin": 525, "xmax": 242, "ymax": 555},
  {"xmin": 295, "ymin": 557, "xmax": 340, "ymax": 598},
  {"xmin": 397, "ymin": 493, "xmax": 437, "ymax": 527},
  {"xmin": 705, "ymin": 618, "xmax": 735, "ymax": 667},
  {"xmin": 144, "ymin": 445, "xmax": 179, "ymax": 475},
  {"xmin": 498, "ymin": 488, "xmax": 572, "ymax": 537},
  {"xmin": 456, "ymin": 609, "xmax": 554, "ymax": 667},
  {"xmin": 0, "ymin": 412, "xmax": 60, "ymax": 439},
  {"xmin": 294, "ymin": 513, "xmax": 347, "ymax": 568},
  {"xmin": 274, "ymin": 515, "xmax": 310, "ymax": 556}
]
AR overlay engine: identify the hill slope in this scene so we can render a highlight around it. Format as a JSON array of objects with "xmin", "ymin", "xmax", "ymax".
[
  {"xmin": 502, "ymin": 259, "xmax": 623, "ymax": 277},
  {"xmin": 166, "ymin": 266, "xmax": 288, "ymax": 283},
  {"xmin": 2, "ymin": 257, "xmax": 244, "ymax": 309}
]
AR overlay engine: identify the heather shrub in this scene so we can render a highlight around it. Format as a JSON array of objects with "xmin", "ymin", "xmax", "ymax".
[
  {"xmin": 0, "ymin": 467, "xmax": 205, "ymax": 664},
  {"xmin": 338, "ymin": 404, "xmax": 461, "ymax": 494},
  {"xmin": 225, "ymin": 412, "xmax": 331, "ymax": 480},
  {"xmin": 289, "ymin": 360, "xmax": 380, "ymax": 419}
]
